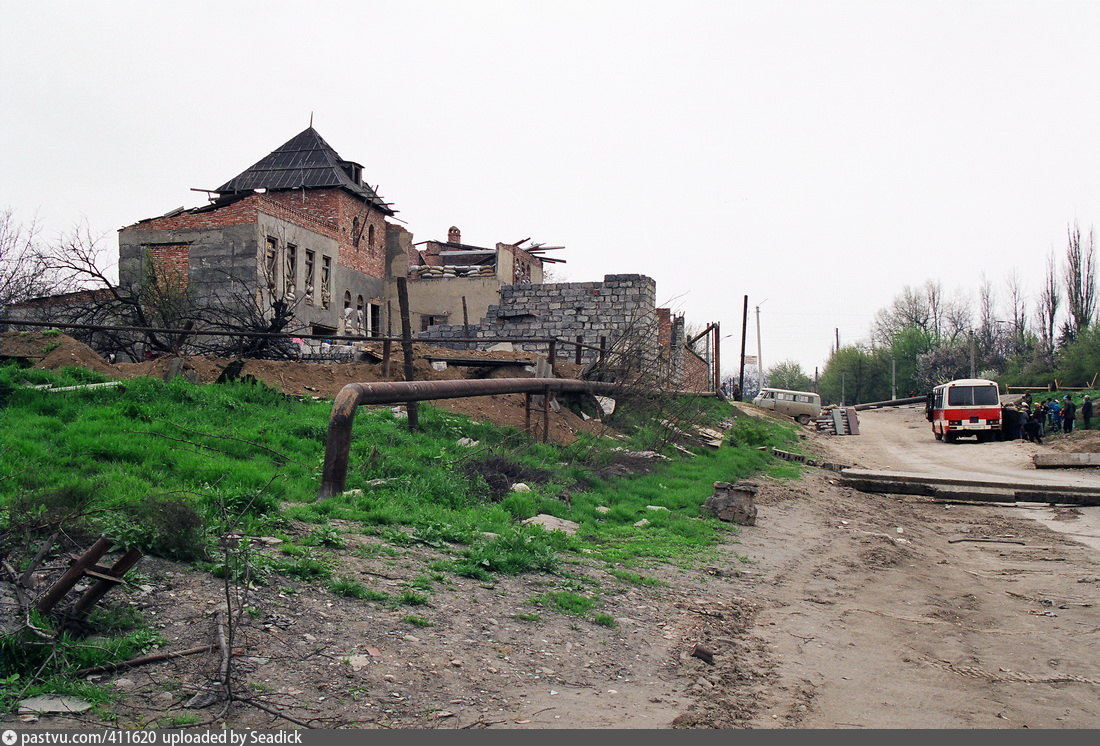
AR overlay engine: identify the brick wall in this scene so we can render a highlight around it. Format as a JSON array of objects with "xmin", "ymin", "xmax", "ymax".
[
  {"xmin": 147, "ymin": 243, "xmax": 190, "ymax": 291},
  {"xmin": 681, "ymin": 348, "xmax": 711, "ymax": 393}
]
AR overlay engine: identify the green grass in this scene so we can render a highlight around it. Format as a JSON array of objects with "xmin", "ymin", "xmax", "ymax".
[
  {"xmin": 593, "ymin": 614, "xmax": 617, "ymax": 628},
  {"xmin": 528, "ymin": 591, "xmax": 598, "ymax": 616},
  {"xmin": 402, "ymin": 615, "xmax": 435, "ymax": 627}
]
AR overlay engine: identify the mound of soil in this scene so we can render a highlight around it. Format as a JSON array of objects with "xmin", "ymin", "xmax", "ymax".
[{"xmin": 1, "ymin": 331, "xmax": 116, "ymax": 375}]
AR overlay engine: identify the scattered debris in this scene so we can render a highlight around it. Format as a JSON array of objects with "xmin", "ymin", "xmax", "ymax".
[
  {"xmin": 510, "ymin": 482, "xmax": 532, "ymax": 493},
  {"xmin": 771, "ymin": 448, "xmax": 850, "ymax": 472},
  {"xmin": 690, "ymin": 644, "xmax": 716, "ymax": 665},
  {"xmin": 634, "ymin": 519, "xmax": 651, "ymax": 528},
  {"xmin": 18, "ymin": 697, "xmax": 92, "ymax": 714}
]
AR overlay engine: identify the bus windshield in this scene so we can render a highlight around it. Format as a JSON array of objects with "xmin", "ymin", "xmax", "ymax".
[{"xmin": 947, "ymin": 385, "xmax": 999, "ymax": 407}]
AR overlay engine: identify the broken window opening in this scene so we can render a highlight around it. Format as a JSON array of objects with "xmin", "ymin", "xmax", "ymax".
[
  {"xmin": 321, "ymin": 255, "xmax": 332, "ymax": 308},
  {"xmin": 285, "ymin": 244, "xmax": 297, "ymax": 298},
  {"xmin": 304, "ymin": 249, "xmax": 315, "ymax": 305},
  {"xmin": 264, "ymin": 237, "xmax": 278, "ymax": 290}
]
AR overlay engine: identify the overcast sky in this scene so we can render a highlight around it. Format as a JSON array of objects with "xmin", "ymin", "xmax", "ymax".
[{"xmin": 4, "ymin": 1, "xmax": 1100, "ymax": 377}]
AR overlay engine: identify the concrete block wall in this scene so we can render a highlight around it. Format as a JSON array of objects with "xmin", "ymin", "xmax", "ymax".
[{"xmin": 420, "ymin": 273, "xmax": 660, "ymax": 366}]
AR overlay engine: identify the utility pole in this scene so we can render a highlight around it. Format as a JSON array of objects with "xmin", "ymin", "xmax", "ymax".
[
  {"xmin": 835, "ymin": 327, "xmax": 840, "ymax": 354},
  {"xmin": 738, "ymin": 295, "xmax": 748, "ymax": 400},
  {"xmin": 756, "ymin": 302, "xmax": 765, "ymax": 389},
  {"xmin": 970, "ymin": 331, "xmax": 976, "ymax": 378},
  {"xmin": 713, "ymin": 321, "xmax": 721, "ymax": 394}
]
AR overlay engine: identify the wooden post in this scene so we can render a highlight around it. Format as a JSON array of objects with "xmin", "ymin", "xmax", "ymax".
[
  {"xmin": 35, "ymin": 535, "xmax": 112, "ymax": 613},
  {"xmin": 542, "ymin": 385, "xmax": 551, "ymax": 443},
  {"xmin": 396, "ymin": 278, "xmax": 419, "ymax": 430},
  {"xmin": 738, "ymin": 296, "xmax": 748, "ymax": 399},
  {"xmin": 73, "ymin": 548, "xmax": 142, "ymax": 617},
  {"xmin": 381, "ymin": 339, "xmax": 392, "ymax": 378},
  {"xmin": 461, "ymin": 296, "xmax": 470, "ymax": 351},
  {"xmin": 548, "ymin": 339, "xmax": 557, "ymax": 374},
  {"xmin": 525, "ymin": 392, "xmax": 532, "ymax": 436},
  {"xmin": 575, "ymin": 336, "xmax": 583, "ymax": 365},
  {"xmin": 599, "ymin": 336, "xmax": 607, "ymax": 367}
]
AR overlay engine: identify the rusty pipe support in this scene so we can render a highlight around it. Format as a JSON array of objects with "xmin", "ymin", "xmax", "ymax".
[{"xmin": 319, "ymin": 378, "xmax": 622, "ymax": 498}]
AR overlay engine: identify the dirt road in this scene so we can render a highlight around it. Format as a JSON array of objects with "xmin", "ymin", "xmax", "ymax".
[{"xmin": 724, "ymin": 405, "xmax": 1100, "ymax": 728}]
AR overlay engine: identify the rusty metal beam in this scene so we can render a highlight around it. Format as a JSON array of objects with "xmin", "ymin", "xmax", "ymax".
[{"xmin": 318, "ymin": 378, "xmax": 623, "ymax": 498}]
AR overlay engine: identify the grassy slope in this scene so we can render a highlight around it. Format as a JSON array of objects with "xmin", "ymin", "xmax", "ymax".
[{"xmin": 0, "ymin": 363, "xmax": 801, "ymax": 708}]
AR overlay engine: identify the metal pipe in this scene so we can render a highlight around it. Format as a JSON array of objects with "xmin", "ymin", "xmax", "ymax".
[
  {"xmin": 319, "ymin": 378, "xmax": 623, "ymax": 497},
  {"xmin": 2, "ymin": 318, "xmax": 560, "ymax": 346}
]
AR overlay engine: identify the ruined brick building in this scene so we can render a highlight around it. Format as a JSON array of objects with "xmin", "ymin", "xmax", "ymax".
[{"xmin": 9, "ymin": 127, "xmax": 714, "ymax": 389}]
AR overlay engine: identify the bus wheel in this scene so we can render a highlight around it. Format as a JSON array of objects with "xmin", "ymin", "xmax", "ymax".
[
  {"xmin": 944, "ymin": 432, "xmax": 956, "ymax": 443},
  {"xmin": 795, "ymin": 414, "xmax": 811, "ymax": 425},
  {"xmin": 934, "ymin": 432, "xmax": 943, "ymax": 441}
]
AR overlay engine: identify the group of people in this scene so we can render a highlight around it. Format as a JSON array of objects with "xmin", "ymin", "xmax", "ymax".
[{"xmin": 1001, "ymin": 393, "xmax": 1093, "ymax": 444}]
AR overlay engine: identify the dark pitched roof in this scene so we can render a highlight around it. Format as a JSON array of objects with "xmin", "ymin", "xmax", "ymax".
[{"xmin": 215, "ymin": 128, "xmax": 394, "ymax": 215}]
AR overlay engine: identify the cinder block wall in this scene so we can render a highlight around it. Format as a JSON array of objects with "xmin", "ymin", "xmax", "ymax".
[{"xmin": 420, "ymin": 274, "xmax": 659, "ymax": 365}]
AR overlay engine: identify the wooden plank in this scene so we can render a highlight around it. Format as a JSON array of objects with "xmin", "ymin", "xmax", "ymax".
[{"xmin": 422, "ymin": 356, "xmax": 535, "ymax": 367}]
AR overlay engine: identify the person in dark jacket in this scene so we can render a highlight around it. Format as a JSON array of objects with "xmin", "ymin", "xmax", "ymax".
[
  {"xmin": 1082, "ymin": 395, "xmax": 1093, "ymax": 430},
  {"xmin": 1062, "ymin": 395, "xmax": 1077, "ymax": 433},
  {"xmin": 1024, "ymin": 409, "xmax": 1043, "ymax": 444}
]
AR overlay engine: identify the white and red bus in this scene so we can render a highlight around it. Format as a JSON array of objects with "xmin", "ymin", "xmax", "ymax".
[{"xmin": 925, "ymin": 378, "xmax": 1002, "ymax": 443}]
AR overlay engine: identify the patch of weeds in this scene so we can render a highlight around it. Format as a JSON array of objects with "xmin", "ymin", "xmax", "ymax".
[
  {"xmin": 593, "ymin": 613, "xmax": 618, "ymax": 628},
  {"xmin": 402, "ymin": 615, "xmax": 435, "ymax": 627},
  {"xmin": 514, "ymin": 612, "xmax": 541, "ymax": 622},
  {"xmin": 448, "ymin": 526, "xmax": 567, "ymax": 578},
  {"xmin": 271, "ymin": 555, "xmax": 332, "ymax": 581},
  {"xmin": 528, "ymin": 590, "xmax": 598, "ymax": 616},
  {"xmin": 608, "ymin": 568, "xmax": 667, "ymax": 587},
  {"xmin": 164, "ymin": 714, "xmax": 200, "ymax": 727},
  {"xmin": 304, "ymin": 525, "xmax": 346, "ymax": 549},
  {"xmin": 328, "ymin": 579, "xmax": 391, "ymax": 602},
  {"xmin": 397, "ymin": 590, "xmax": 429, "ymax": 606},
  {"xmin": 103, "ymin": 495, "xmax": 208, "ymax": 561},
  {"xmin": 461, "ymin": 455, "xmax": 550, "ymax": 502},
  {"xmin": 408, "ymin": 575, "xmax": 435, "ymax": 591}
]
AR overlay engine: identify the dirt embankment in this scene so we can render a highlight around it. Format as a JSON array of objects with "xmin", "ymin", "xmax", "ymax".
[{"xmin": 0, "ymin": 332, "xmax": 608, "ymax": 445}]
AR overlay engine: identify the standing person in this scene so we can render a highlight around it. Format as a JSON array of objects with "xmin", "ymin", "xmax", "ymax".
[
  {"xmin": 1024, "ymin": 408, "xmax": 1044, "ymax": 444},
  {"xmin": 1062, "ymin": 394, "xmax": 1077, "ymax": 434},
  {"xmin": 1082, "ymin": 395, "xmax": 1093, "ymax": 430},
  {"xmin": 1050, "ymin": 398, "xmax": 1062, "ymax": 433}
]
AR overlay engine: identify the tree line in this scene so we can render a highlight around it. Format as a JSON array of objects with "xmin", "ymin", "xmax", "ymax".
[{"xmin": 762, "ymin": 222, "xmax": 1100, "ymax": 405}]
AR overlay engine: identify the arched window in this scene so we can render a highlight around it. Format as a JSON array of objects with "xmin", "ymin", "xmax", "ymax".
[
  {"xmin": 356, "ymin": 295, "xmax": 365, "ymax": 334},
  {"xmin": 352, "ymin": 217, "xmax": 361, "ymax": 248},
  {"xmin": 368, "ymin": 223, "xmax": 376, "ymax": 250},
  {"xmin": 342, "ymin": 291, "xmax": 353, "ymax": 333}
]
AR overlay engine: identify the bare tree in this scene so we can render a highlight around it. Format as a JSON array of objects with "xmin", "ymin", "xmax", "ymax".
[
  {"xmin": 0, "ymin": 209, "xmax": 74, "ymax": 311},
  {"xmin": 1003, "ymin": 269, "xmax": 1029, "ymax": 356},
  {"xmin": 925, "ymin": 279, "xmax": 944, "ymax": 341},
  {"xmin": 1064, "ymin": 221, "xmax": 1096, "ymax": 339},
  {"xmin": 33, "ymin": 221, "xmax": 203, "ymax": 360},
  {"xmin": 871, "ymin": 285, "xmax": 933, "ymax": 346},
  {"xmin": 1037, "ymin": 250, "xmax": 1061, "ymax": 364}
]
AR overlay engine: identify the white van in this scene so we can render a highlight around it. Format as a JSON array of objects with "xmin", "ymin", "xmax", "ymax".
[{"xmin": 752, "ymin": 388, "xmax": 822, "ymax": 425}]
